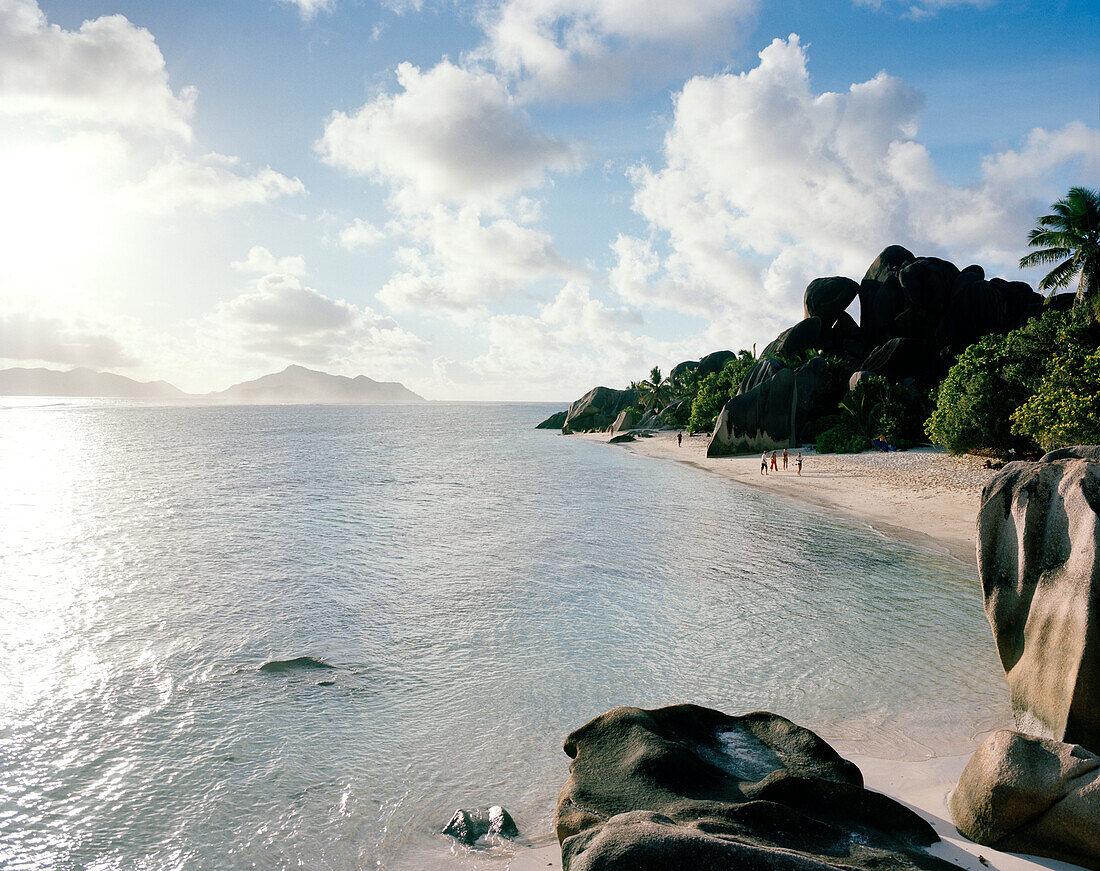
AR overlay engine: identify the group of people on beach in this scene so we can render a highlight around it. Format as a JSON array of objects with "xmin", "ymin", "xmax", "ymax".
[{"xmin": 761, "ymin": 448, "xmax": 802, "ymax": 476}]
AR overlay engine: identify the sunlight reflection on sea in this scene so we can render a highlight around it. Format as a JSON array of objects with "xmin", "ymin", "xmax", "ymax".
[{"xmin": 0, "ymin": 402, "xmax": 1009, "ymax": 869}]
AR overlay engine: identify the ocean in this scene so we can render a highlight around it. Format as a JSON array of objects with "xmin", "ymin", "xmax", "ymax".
[{"xmin": 0, "ymin": 401, "xmax": 1010, "ymax": 870}]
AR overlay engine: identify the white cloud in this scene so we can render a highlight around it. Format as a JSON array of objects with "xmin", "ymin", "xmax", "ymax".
[
  {"xmin": 123, "ymin": 151, "xmax": 305, "ymax": 213},
  {"xmin": 0, "ymin": 309, "xmax": 137, "ymax": 368},
  {"xmin": 477, "ymin": 0, "xmax": 758, "ymax": 101},
  {"xmin": 339, "ymin": 218, "xmax": 385, "ymax": 249},
  {"xmin": 377, "ymin": 206, "xmax": 588, "ymax": 314},
  {"xmin": 853, "ymin": 0, "xmax": 995, "ymax": 19},
  {"xmin": 435, "ymin": 282, "xmax": 670, "ymax": 397},
  {"xmin": 211, "ymin": 273, "xmax": 426, "ymax": 365},
  {"xmin": 231, "ymin": 246, "xmax": 308, "ymax": 276},
  {"xmin": 278, "ymin": 0, "xmax": 336, "ymax": 21},
  {"xmin": 317, "ymin": 59, "xmax": 580, "ymax": 209},
  {"xmin": 616, "ymin": 34, "xmax": 1100, "ymax": 348},
  {"xmin": 0, "ymin": 0, "xmax": 195, "ymax": 138}
]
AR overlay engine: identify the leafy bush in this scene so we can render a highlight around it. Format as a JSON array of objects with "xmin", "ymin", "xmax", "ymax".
[
  {"xmin": 925, "ymin": 309, "xmax": 1096, "ymax": 455},
  {"xmin": 816, "ymin": 419, "xmax": 870, "ymax": 454},
  {"xmin": 687, "ymin": 351, "xmax": 756, "ymax": 432},
  {"xmin": 1012, "ymin": 345, "xmax": 1100, "ymax": 449}
]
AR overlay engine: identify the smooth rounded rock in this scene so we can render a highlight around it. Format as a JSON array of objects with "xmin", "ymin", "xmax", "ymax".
[
  {"xmin": 949, "ymin": 730, "xmax": 1100, "ymax": 869},
  {"xmin": 555, "ymin": 704, "xmax": 953, "ymax": 871}
]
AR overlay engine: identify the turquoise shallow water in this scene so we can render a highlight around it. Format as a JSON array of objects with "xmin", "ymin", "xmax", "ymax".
[{"xmin": 0, "ymin": 401, "xmax": 1009, "ymax": 870}]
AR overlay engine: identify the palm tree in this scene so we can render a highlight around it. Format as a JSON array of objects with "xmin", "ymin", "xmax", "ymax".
[
  {"xmin": 636, "ymin": 366, "xmax": 669, "ymax": 411},
  {"xmin": 1019, "ymin": 187, "xmax": 1100, "ymax": 319}
]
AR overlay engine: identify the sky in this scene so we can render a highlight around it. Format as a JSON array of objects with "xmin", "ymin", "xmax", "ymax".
[{"xmin": 0, "ymin": 0, "xmax": 1097, "ymax": 399}]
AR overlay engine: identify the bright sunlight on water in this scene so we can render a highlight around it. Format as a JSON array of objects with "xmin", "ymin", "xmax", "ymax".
[{"xmin": 0, "ymin": 401, "xmax": 1010, "ymax": 870}]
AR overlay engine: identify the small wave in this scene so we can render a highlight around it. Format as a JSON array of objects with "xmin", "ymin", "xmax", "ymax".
[{"xmin": 258, "ymin": 656, "xmax": 336, "ymax": 673}]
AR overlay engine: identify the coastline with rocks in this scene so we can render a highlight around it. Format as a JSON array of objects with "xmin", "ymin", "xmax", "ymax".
[{"xmin": 500, "ymin": 437, "xmax": 1097, "ymax": 871}]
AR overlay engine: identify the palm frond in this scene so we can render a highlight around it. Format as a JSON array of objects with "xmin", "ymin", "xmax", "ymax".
[
  {"xmin": 1020, "ymin": 249, "xmax": 1071, "ymax": 268},
  {"xmin": 1038, "ymin": 257, "xmax": 1081, "ymax": 292}
]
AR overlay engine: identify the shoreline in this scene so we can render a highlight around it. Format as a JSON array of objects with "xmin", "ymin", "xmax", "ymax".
[
  {"xmin": 598, "ymin": 432, "xmax": 1000, "ymax": 567},
  {"xmin": 508, "ymin": 749, "xmax": 1084, "ymax": 870},
  {"xmin": 504, "ymin": 432, "xmax": 1083, "ymax": 871}
]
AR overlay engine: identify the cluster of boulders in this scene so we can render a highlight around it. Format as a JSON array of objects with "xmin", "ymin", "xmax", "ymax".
[
  {"xmin": 536, "ymin": 447, "xmax": 1100, "ymax": 870},
  {"xmin": 709, "ymin": 245, "xmax": 1072, "ymax": 455},
  {"xmin": 947, "ymin": 445, "xmax": 1100, "ymax": 868},
  {"xmin": 537, "ymin": 244, "xmax": 1073, "ymax": 450}
]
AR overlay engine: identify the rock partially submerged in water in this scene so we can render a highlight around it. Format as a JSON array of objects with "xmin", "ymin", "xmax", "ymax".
[
  {"xmin": 258, "ymin": 656, "xmax": 335, "ymax": 673},
  {"xmin": 977, "ymin": 447, "xmax": 1100, "ymax": 752},
  {"xmin": 536, "ymin": 410, "xmax": 568, "ymax": 430},
  {"xmin": 555, "ymin": 704, "xmax": 953, "ymax": 871},
  {"xmin": 949, "ymin": 730, "xmax": 1100, "ymax": 869},
  {"xmin": 442, "ymin": 805, "xmax": 519, "ymax": 845}
]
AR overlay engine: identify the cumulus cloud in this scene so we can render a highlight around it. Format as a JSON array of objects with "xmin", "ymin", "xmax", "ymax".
[
  {"xmin": 232, "ymin": 246, "xmax": 308, "ymax": 276},
  {"xmin": 434, "ymin": 282, "xmax": 670, "ymax": 397},
  {"xmin": 377, "ymin": 207, "xmax": 588, "ymax": 314},
  {"xmin": 212, "ymin": 273, "xmax": 426, "ymax": 365},
  {"xmin": 0, "ymin": 0, "xmax": 195, "ymax": 138},
  {"xmin": 616, "ymin": 34, "xmax": 1100, "ymax": 346},
  {"xmin": 123, "ymin": 152, "xmax": 304, "ymax": 213},
  {"xmin": 477, "ymin": 0, "xmax": 758, "ymax": 101},
  {"xmin": 278, "ymin": 0, "xmax": 336, "ymax": 21},
  {"xmin": 317, "ymin": 60, "xmax": 580, "ymax": 209},
  {"xmin": 339, "ymin": 218, "xmax": 385, "ymax": 249},
  {"xmin": 0, "ymin": 310, "xmax": 137, "ymax": 368},
  {"xmin": 0, "ymin": 0, "xmax": 304, "ymax": 263}
]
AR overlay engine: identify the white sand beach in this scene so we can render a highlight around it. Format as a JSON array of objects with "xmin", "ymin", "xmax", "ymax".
[
  {"xmin": 610, "ymin": 433, "xmax": 1000, "ymax": 566},
  {"xmin": 505, "ymin": 434, "xmax": 1086, "ymax": 871}
]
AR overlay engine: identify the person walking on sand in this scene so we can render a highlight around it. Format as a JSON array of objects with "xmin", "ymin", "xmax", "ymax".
[
  {"xmin": 770, "ymin": 451, "xmax": 778, "ymax": 472},
  {"xmin": 761, "ymin": 452, "xmax": 768, "ymax": 475},
  {"xmin": 677, "ymin": 431, "xmax": 683, "ymax": 447},
  {"xmin": 796, "ymin": 452, "xmax": 803, "ymax": 476},
  {"xmin": 782, "ymin": 448, "xmax": 789, "ymax": 470}
]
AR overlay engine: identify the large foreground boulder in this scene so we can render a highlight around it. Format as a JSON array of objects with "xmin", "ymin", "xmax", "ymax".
[
  {"xmin": 977, "ymin": 447, "xmax": 1100, "ymax": 753},
  {"xmin": 555, "ymin": 704, "xmax": 953, "ymax": 871},
  {"xmin": 949, "ymin": 730, "xmax": 1100, "ymax": 869},
  {"xmin": 563, "ymin": 386, "xmax": 638, "ymax": 434}
]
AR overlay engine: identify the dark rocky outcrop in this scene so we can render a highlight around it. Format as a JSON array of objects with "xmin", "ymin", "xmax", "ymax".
[
  {"xmin": 763, "ymin": 316, "xmax": 823, "ymax": 361},
  {"xmin": 443, "ymin": 805, "xmax": 519, "ymax": 845},
  {"xmin": 536, "ymin": 410, "xmax": 568, "ymax": 430},
  {"xmin": 860, "ymin": 337, "xmax": 934, "ymax": 387},
  {"xmin": 563, "ymin": 386, "xmax": 638, "ymax": 434},
  {"xmin": 696, "ymin": 349, "xmax": 736, "ymax": 379},
  {"xmin": 669, "ymin": 350, "xmax": 735, "ymax": 383},
  {"xmin": 555, "ymin": 704, "xmax": 952, "ymax": 871},
  {"xmin": 708, "ymin": 356, "xmax": 829, "ymax": 456},
  {"xmin": 859, "ymin": 245, "xmax": 915, "ymax": 349},
  {"xmin": 949, "ymin": 730, "xmax": 1100, "ymax": 869},
  {"xmin": 804, "ymin": 276, "xmax": 860, "ymax": 327},
  {"xmin": 899, "ymin": 256, "xmax": 959, "ymax": 314},
  {"xmin": 977, "ymin": 450, "xmax": 1100, "ymax": 752},
  {"xmin": 737, "ymin": 357, "xmax": 789, "ymax": 395}
]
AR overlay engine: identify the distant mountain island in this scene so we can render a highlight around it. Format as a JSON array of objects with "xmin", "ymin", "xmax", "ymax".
[
  {"xmin": 0, "ymin": 367, "xmax": 187, "ymax": 399},
  {"xmin": 209, "ymin": 365, "xmax": 423, "ymax": 403},
  {"xmin": 0, "ymin": 364, "xmax": 424, "ymax": 403}
]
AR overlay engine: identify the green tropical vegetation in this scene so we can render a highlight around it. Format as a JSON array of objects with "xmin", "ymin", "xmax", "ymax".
[
  {"xmin": 1019, "ymin": 186, "xmax": 1100, "ymax": 321},
  {"xmin": 687, "ymin": 352, "xmax": 756, "ymax": 432},
  {"xmin": 634, "ymin": 366, "xmax": 670, "ymax": 412},
  {"xmin": 816, "ymin": 375, "xmax": 927, "ymax": 454},
  {"xmin": 925, "ymin": 308, "xmax": 1100, "ymax": 455}
]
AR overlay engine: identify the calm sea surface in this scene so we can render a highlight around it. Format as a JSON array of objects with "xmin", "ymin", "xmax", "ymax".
[{"xmin": 0, "ymin": 401, "xmax": 1010, "ymax": 870}]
